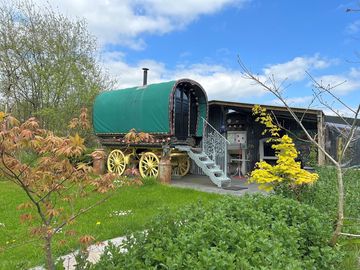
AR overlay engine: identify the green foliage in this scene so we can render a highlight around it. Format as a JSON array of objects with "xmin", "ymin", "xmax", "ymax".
[
  {"xmin": 307, "ymin": 144, "xmax": 318, "ymax": 167},
  {"xmin": 74, "ymin": 250, "xmax": 93, "ymax": 270},
  {"xmin": 250, "ymin": 105, "xmax": 318, "ymax": 191},
  {"xmin": 69, "ymin": 147, "xmax": 95, "ymax": 167},
  {"xmin": 338, "ymin": 240, "xmax": 360, "ymax": 270},
  {"xmin": 275, "ymin": 167, "xmax": 360, "ymax": 222},
  {"xmin": 0, "ymin": 181, "xmax": 220, "ymax": 269},
  {"xmin": 93, "ymin": 195, "xmax": 341, "ymax": 270},
  {"xmin": 0, "ymin": 1, "xmax": 112, "ymax": 134},
  {"xmin": 275, "ymin": 167, "xmax": 360, "ymax": 269},
  {"xmin": 140, "ymin": 176, "xmax": 159, "ymax": 186},
  {"xmin": 17, "ymin": 150, "xmax": 39, "ymax": 166}
]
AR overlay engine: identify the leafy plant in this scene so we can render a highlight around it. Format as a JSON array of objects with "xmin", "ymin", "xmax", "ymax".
[
  {"xmin": 124, "ymin": 129, "xmax": 154, "ymax": 144},
  {"xmin": 249, "ymin": 105, "xmax": 318, "ymax": 191},
  {"xmin": 239, "ymin": 61, "xmax": 360, "ymax": 245},
  {"xmin": 0, "ymin": 1, "xmax": 112, "ymax": 134},
  {"xmin": 275, "ymin": 167, "xmax": 360, "ymax": 228},
  {"xmin": 307, "ymin": 143, "xmax": 318, "ymax": 167},
  {"xmin": 274, "ymin": 168, "xmax": 360, "ymax": 269},
  {"xmin": 92, "ymin": 195, "xmax": 341, "ymax": 270},
  {"xmin": 141, "ymin": 176, "xmax": 159, "ymax": 186},
  {"xmin": 0, "ymin": 110, "xmax": 118, "ymax": 270},
  {"xmin": 69, "ymin": 147, "xmax": 94, "ymax": 167}
]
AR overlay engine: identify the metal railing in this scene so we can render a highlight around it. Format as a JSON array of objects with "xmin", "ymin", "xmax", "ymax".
[{"xmin": 201, "ymin": 117, "xmax": 230, "ymax": 176}]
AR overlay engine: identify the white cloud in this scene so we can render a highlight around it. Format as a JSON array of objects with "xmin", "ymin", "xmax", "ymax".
[
  {"xmin": 263, "ymin": 54, "xmax": 332, "ymax": 82},
  {"xmin": 102, "ymin": 52, "xmax": 267, "ymax": 101},
  {"xmin": 314, "ymin": 68, "xmax": 360, "ymax": 95},
  {"xmin": 322, "ymin": 107, "xmax": 358, "ymax": 118},
  {"xmin": 172, "ymin": 64, "xmax": 267, "ymax": 100},
  {"xmin": 34, "ymin": 0, "xmax": 247, "ymax": 48},
  {"xmin": 101, "ymin": 51, "xmax": 166, "ymax": 87},
  {"xmin": 101, "ymin": 53, "xmax": 360, "ymax": 105},
  {"xmin": 270, "ymin": 96, "xmax": 314, "ymax": 107},
  {"xmin": 346, "ymin": 20, "xmax": 360, "ymax": 34}
]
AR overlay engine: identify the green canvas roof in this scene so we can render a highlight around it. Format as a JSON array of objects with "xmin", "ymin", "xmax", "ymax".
[{"xmin": 93, "ymin": 79, "xmax": 207, "ymax": 136}]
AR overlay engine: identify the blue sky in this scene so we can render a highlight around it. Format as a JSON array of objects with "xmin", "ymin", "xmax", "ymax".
[{"xmin": 37, "ymin": 0, "xmax": 360, "ymax": 115}]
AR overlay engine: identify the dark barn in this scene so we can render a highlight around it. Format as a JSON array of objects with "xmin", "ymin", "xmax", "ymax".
[{"xmin": 190, "ymin": 100, "xmax": 326, "ymax": 176}]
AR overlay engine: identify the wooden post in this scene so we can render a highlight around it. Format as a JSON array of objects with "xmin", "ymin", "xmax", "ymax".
[
  {"xmin": 317, "ymin": 112, "xmax": 326, "ymax": 165},
  {"xmin": 159, "ymin": 145, "xmax": 172, "ymax": 184},
  {"xmin": 91, "ymin": 149, "xmax": 106, "ymax": 175}
]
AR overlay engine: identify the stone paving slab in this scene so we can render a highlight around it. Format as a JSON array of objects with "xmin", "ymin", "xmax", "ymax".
[
  {"xmin": 171, "ymin": 174, "xmax": 264, "ymax": 196},
  {"xmin": 31, "ymin": 236, "xmax": 127, "ymax": 270}
]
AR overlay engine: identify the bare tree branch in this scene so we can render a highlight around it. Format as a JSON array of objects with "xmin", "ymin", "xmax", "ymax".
[
  {"xmin": 238, "ymin": 57, "xmax": 360, "ymax": 244},
  {"xmin": 307, "ymin": 71, "xmax": 356, "ymax": 114},
  {"xmin": 340, "ymin": 232, "xmax": 360, "ymax": 238}
]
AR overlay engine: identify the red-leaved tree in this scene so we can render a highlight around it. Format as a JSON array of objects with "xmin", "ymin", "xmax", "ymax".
[{"xmin": 0, "ymin": 108, "xmax": 116, "ymax": 270}]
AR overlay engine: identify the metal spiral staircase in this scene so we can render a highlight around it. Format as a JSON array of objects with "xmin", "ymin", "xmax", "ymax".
[{"xmin": 176, "ymin": 118, "xmax": 231, "ymax": 188}]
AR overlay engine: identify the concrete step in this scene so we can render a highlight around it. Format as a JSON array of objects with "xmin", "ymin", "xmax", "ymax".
[
  {"xmin": 202, "ymin": 160, "xmax": 215, "ymax": 166},
  {"xmin": 209, "ymin": 168, "xmax": 223, "ymax": 174},
  {"xmin": 180, "ymin": 147, "xmax": 231, "ymax": 188},
  {"xmin": 194, "ymin": 153, "xmax": 208, "ymax": 159},
  {"xmin": 190, "ymin": 147, "xmax": 202, "ymax": 153}
]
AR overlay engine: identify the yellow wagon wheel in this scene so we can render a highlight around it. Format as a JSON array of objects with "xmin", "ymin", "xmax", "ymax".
[
  {"xmin": 172, "ymin": 156, "xmax": 190, "ymax": 177},
  {"xmin": 107, "ymin": 150, "xmax": 126, "ymax": 175},
  {"xmin": 139, "ymin": 152, "xmax": 159, "ymax": 178}
]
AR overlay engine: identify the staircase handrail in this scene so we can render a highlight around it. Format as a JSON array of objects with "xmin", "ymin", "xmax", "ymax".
[
  {"xmin": 201, "ymin": 117, "xmax": 230, "ymax": 144},
  {"xmin": 201, "ymin": 117, "xmax": 229, "ymax": 177}
]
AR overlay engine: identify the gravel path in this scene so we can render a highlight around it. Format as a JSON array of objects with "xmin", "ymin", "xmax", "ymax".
[{"xmin": 30, "ymin": 236, "xmax": 127, "ymax": 270}]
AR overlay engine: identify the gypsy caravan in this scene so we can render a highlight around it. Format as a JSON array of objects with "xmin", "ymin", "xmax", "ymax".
[{"xmin": 93, "ymin": 72, "xmax": 230, "ymax": 187}]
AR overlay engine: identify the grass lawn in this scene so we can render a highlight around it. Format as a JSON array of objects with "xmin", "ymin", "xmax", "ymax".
[{"xmin": 0, "ymin": 180, "xmax": 223, "ymax": 269}]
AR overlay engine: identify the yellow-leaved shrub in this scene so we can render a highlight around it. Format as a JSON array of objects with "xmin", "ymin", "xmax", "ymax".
[{"xmin": 249, "ymin": 105, "xmax": 318, "ymax": 191}]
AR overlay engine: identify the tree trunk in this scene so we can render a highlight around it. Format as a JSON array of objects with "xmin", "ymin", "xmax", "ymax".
[
  {"xmin": 44, "ymin": 236, "xmax": 55, "ymax": 270},
  {"xmin": 331, "ymin": 166, "xmax": 344, "ymax": 245}
]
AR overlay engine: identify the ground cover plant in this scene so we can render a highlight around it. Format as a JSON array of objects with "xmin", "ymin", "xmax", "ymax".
[
  {"xmin": 91, "ymin": 194, "xmax": 341, "ymax": 270},
  {"xmin": 0, "ymin": 179, "xmax": 222, "ymax": 269},
  {"xmin": 275, "ymin": 167, "xmax": 360, "ymax": 269}
]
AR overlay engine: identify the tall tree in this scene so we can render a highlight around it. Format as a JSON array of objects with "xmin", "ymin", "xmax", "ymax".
[
  {"xmin": 239, "ymin": 59, "xmax": 360, "ymax": 245},
  {"xmin": 0, "ymin": 0, "xmax": 112, "ymax": 133}
]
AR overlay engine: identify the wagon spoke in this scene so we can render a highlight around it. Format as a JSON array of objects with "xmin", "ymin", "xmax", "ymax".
[
  {"xmin": 107, "ymin": 150, "xmax": 126, "ymax": 176},
  {"xmin": 172, "ymin": 156, "xmax": 190, "ymax": 177},
  {"xmin": 139, "ymin": 152, "xmax": 159, "ymax": 178}
]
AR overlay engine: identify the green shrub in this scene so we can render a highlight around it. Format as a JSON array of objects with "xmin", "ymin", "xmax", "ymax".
[
  {"xmin": 275, "ymin": 167, "xmax": 360, "ymax": 222},
  {"xmin": 92, "ymin": 194, "xmax": 341, "ymax": 270},
  {"xmin": 18, "ymin": 150, "xmax": 39, "ymax": 165},
  {"xmin": 274, "ymin": 167, "xmax": 360, "ymax": 269},
  {"xmin": 140, "ymin": 176, "xmax": 159, "ymax": 186},
  {"xmin": 69, "ymin": 147, "xmax": 94, "ymax": 166}
]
